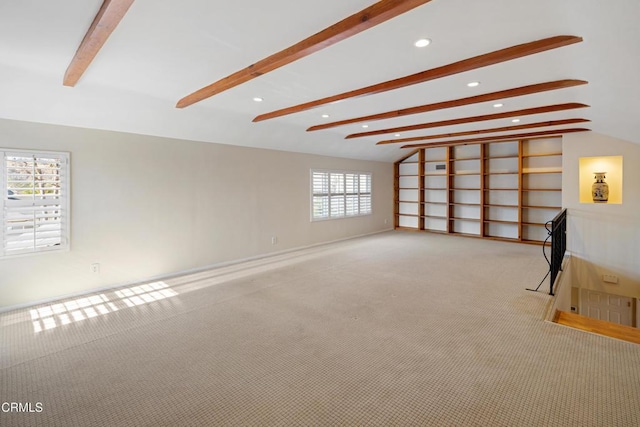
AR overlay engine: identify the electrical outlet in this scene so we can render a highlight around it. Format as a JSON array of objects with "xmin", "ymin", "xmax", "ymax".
[
  {"xmin": 91, "ymin": 263, "xmax": 100, "ymax": 273},
  {"xmin": 271, "ymin": 236, "xmax": 277, "ymax": 245},
  {"xmin": 384, "ymin": 218, "xmax": 388, "ymax": 225},
  {"xmin": 602, "ymin": 274, "xmax": 618, "ymax": 284}
]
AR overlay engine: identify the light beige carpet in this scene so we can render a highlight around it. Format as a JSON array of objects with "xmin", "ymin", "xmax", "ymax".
[{"xmin": 1, "ymin": 231, "xmax": 639, "ymax": 426}]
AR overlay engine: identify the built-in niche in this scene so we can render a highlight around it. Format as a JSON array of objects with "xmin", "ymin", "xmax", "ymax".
[{"xmin": 578, "ymin": 156, "xmax": 623, "ymax": 204}]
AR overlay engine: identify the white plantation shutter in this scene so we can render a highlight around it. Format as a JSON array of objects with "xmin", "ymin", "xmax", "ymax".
[
  {"xmin": 345, "ymin": 173, "xmax": 359, "ymax": 216},
  {"xmin": 330, "ymin": 173, "xmax": 345, "ymax": 217},
  {"xmin": 2, "ymin": 150, "xmax": 70, "ymax": 257},
  {"xmin": 359, "ymin": 173, "xmax": 372, "ymax": 214},
  {"xmin": 311, "ymin": 170, "xmax": 372, "ymax": 220},
  {"xmin": 312, "ymin": 171, "xmax": 329, "ymax": 219}
]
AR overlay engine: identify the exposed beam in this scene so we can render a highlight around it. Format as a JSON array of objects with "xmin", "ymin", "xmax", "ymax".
[
  {"xmin": 313, "ymin": 79, "xmax": 587, "ymax": 133},
  {"xmin": 400, "ymin": 128, "xmax": 590, "ymax": 149},
  {"xmin": 348, "ymin": 103, "xmax": 590, "ymax": 139},
  {"xmin": 176, "ymin": 0, "xmax": 433, "ymax": 108},
  {"xmin": 254, "ymin": 36, "xmax": 583, "ymax": 122},
  {"xmin": 63, "ymin": 0, "xmax": 135, "ymax": 87},
  {"xmin": 377, "ymin": 118, "xmax": 590, "ymax": 144}
]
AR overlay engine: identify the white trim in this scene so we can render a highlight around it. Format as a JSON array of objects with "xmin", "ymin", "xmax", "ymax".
[
  {"xmin": 1, "ymin": 148, "xmax": 71, "ymax": 157},
  {"xmin": 544, "ymin": 253, "xmax": 572, "ymax": 322}
]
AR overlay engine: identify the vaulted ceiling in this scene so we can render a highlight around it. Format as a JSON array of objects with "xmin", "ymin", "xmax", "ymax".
[{"xmin": 1, "ymin": 0, "xmax": 638, "ymax": 162}]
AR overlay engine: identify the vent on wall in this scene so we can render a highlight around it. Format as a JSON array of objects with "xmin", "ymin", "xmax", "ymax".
[{"xmin": 435, "ymin": 164, "xmax": 446, "ymax": 170}]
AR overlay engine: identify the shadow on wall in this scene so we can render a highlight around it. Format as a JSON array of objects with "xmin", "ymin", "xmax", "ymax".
[{"xmin": 571, "ymin": 256, "xmax": 639, "ymax": 299}]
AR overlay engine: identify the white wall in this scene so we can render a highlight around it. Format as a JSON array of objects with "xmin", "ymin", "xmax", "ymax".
[
  {"xmin": 0, "ymin": 118, "xmax": 393, "ymax": 309},
  {"xmin": 563, "ymin": 131, "xmax": 640, "ymax": 300}
]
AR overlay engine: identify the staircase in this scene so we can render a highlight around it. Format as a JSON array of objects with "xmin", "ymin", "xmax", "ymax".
[{"xmin": 553, "ymin": 310, "xmax": 640, "ymax": 345}]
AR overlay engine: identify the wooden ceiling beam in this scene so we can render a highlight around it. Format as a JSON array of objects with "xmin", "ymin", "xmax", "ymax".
[
  {"xmin": 176, "ymin": 0, "xmax": 433, "ymax": 108},
  {"xmin": 63, "ymin": 0, "xmax": 135, "ymax": 87},
  {"xmin": 254, "ymin": 35, "xmax": 583, "ymax": 122},
  {"xmin": 347, "ymin": 102, "xmax": 590, "ymax": 139},
  {"xmin": 399, "ymin": 128, "xmax": 590, "ymax": 149},
  {"xmin": 377, "ymin": 118, "xmax": 590, "ymax": 145},
  {"xmin": 314, "ymin": 79, "xmax": 587, "ymax": 133}
]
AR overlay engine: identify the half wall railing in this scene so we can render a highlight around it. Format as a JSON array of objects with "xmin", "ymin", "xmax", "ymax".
[
  {"xmin": 526, "ymin": 208, "xmax": 567, "ymax": 295},
  {"xmin": 548, "ymin": 209, "xmax": 567, "ymax": 295}
]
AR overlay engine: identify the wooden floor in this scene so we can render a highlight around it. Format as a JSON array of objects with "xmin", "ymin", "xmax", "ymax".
[{"xmin": 554, "ymin": 310, "xmax": 640, "ymax": 345}]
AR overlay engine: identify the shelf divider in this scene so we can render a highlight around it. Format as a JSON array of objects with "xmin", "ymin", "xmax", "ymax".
[{"xmin": 418, "ymin": 149, "xmax": 425, "ymax": 231}]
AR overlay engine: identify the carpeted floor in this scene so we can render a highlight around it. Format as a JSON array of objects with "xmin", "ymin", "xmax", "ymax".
[{"xmin": 1, "ymin": 231, "xmax": 639, "ymax": 426}]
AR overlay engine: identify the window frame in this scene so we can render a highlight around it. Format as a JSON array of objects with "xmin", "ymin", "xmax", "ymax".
[
  {"xmin": 1, "ymin": 148, "xmax": 70, "ymax": 259},
  {"xmin": 310, "ymin": 169, "xmax": 372, "ymax": 222}
]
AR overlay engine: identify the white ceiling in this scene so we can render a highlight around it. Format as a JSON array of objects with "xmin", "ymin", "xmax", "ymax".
[{"xmin": 0, "ymin": 0, "xmax": 638, "ymax": 162}]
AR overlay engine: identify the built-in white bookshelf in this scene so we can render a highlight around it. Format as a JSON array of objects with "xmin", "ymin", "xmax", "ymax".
[
  {"xmin": 423, "ymin": 147, "xmax": 448, "ymax": 232},
  {"xmin": 521, "ymin": 137, "xmax": 562, "ymax": 243},
  {"xmin": 483, "ymin": 140, "xmax": 520, "ymax": 241},
  {"xmin": 395, "ymin": 152, "xmax": 420, "ymax": 229},
  {"xmin": 394, "ymin": 137, "xmax": 562, "ymax": 245},
  {"xmin": 449, "ymin": 145, "xmax": 482, "ymax": 236}
]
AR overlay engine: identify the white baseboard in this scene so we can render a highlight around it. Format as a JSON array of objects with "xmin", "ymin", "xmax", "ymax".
[{"xmin": 0, "ymin": 228, "xmax": 394, "ymax": 314}]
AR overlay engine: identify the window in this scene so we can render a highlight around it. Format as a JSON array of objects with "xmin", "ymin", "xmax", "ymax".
[
  {"xmin": 311, "ymin": 170, "xmax": 371, "ymax": 220},
  {"xmin": 1, "ymin": 149, "xmax": 70, "ymax": 257}
]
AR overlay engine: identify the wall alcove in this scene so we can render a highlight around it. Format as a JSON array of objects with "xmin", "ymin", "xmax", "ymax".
[{"xmin": 578, "ymin": 156, "xmax": 623, "ymax": 204}]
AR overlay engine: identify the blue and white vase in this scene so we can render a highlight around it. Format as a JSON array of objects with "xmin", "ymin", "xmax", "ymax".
[{"xmin": 592, "ymin": 172, "xmax": 609, "ymax": 203}]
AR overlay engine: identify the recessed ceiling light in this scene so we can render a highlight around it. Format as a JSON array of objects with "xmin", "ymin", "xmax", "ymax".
[
  {"xmin": 467, "ymin": 81, "xmax": 480, "ymax": 88},
  {"xmin": 321, "ymin": 114, "xmax": 329, "ymax": 118},
  {"xmin": 512, "ymin": 119, "xmax": 520, "ymax": 123},
  {"xmin": 362, "ymin": 125, "xmax": 369, "ymax": 128},
  {"xmin": 414, "ymin": 38, "xmax": 431, "ymax": 48},
  {"xmin": 252, "ymin": 97, "xmax": 263, "ymax": 102},
  {"xmin": 493, "ymin": 103, "xmax": 503, "ymax": 108},
  {"xmin": 395, "ymin": 134, "xmax": 401, "ymax": 137}
]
